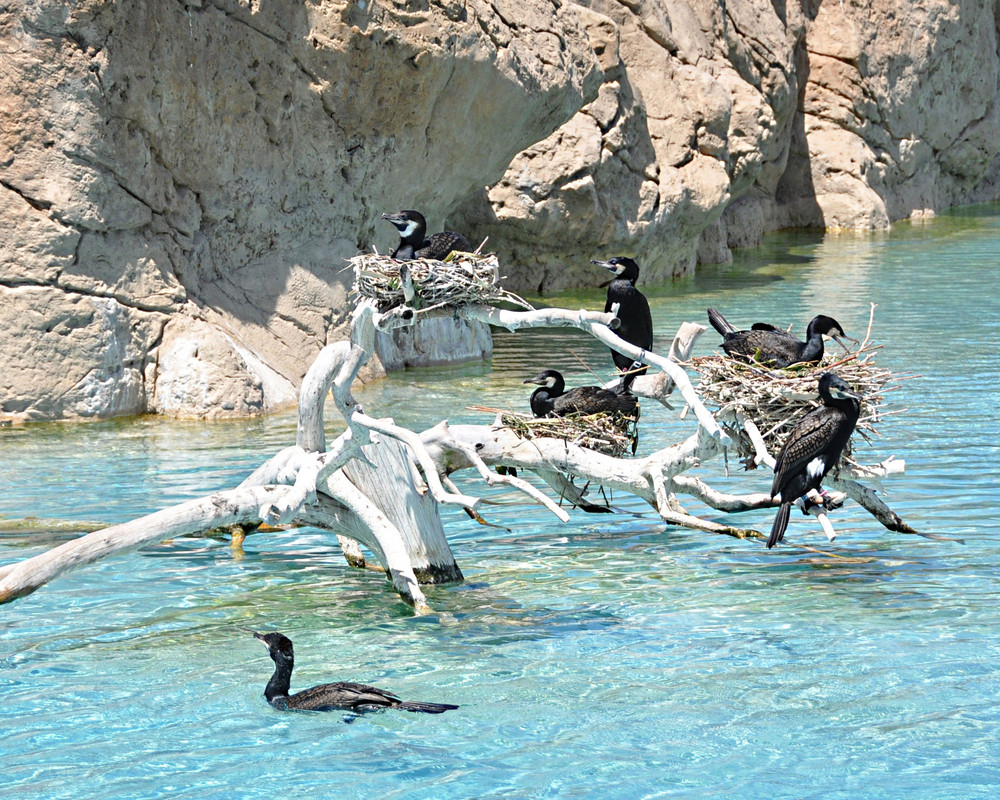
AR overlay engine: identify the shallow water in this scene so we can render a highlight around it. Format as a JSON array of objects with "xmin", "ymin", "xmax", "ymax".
[{"xmin": 2, "ymin": 207, "xmax": 999, "ymax": 799}]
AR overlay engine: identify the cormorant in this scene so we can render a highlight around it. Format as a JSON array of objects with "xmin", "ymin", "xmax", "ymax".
[
  {"xmin": 253, "ymin": 631, "xmax": 459, "ymax": 714},
  {"xmin": 767, "ymin": 372, "xmax": 862, "ymax": 548},
  {"xmin": 707, "ymin": 308, "xmax": 853, "ymax": 368},
  {"xmin": 381, "ymin": 210, "xmax": 472, "ymax": 261},
  {"xmin": 523, "ymin": 369, "xmax": 639, "ymax": 419},
  {"xmin": 591, "ymin": 257, "xmax": 654, "ymax": 391}
]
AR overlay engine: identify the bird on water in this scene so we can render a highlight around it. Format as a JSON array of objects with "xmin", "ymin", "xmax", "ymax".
[
  {"xmin": 523, "ymin": 369, "xmax": 639, "ymax": 419},
  {"xmin": 767, "ymin": 371, "xmax": 862, "ymax": 549},
  {"xmin": 253, "ymin": 631, "xmax": 459, "ymax": 714},
  {"xmin": 591, "ymin": 257, "xmax": 654, "ymax": 391},
  {"xmin": 381, "ymin": 209, "xmax": 472, "ymax": 261},
  {"xmin": 706, "ymin": 308, "xmax": 853, "ymax": 368}
]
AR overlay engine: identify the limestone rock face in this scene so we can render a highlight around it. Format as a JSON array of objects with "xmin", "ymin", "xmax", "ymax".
[
  {"xmin": 456, "ymin": 0, "xmax": 805, "ymax": 288},
  {"xmin": 778, "ymin": 0, "xmax": 1000, "ymax": 230},
  {"xmin": 2, "ymin": 0, "xmax": 998, "ymax": 421},
  {"xmin": 457, "ymin": 0, "xmax": 1000, "ymax": 291},
  {"xmin": 0, "ymin": 0, "xmax": 600, "ymax": 421}
]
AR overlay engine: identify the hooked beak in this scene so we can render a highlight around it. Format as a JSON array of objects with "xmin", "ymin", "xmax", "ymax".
[
  {"xmin": 832, "ymin": 385, "xmax": 863, "ymax": 401},
  {"xmin": 832, "ymin": 332, "xmax": 859, "ymax": 354},
  {"xmin": 523, "ymin": 375, "xmax": 545, "ymax": 386},
  {"xmin": 590, "ymin": 259, "xmax": 619, "ymax": 275}
]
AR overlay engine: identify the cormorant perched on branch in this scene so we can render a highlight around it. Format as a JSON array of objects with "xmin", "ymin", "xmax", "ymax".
[
  {"xmin": 591, "ymin": 257, "xmax": 653, "ymax": 391},
  {"xmin": 707, "ymin": 308, "xmax": 853, "ymax": 367},
  {"xmin": 524, "ymin": 369, "xmax": 639, "ymax": 419},
  {"xmin": 381, "ymin": 209, "xmax": 471, "ymax": 261},
  {"xmin": 254, "ymin": 632, "xmax": 459, "ymax": 714},
  {"xmin": 767, "ymin": 372, "xmax": 862, "ymax": 548}
]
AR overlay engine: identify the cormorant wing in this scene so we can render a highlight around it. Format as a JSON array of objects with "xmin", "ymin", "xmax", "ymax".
[
  {"xmin": 287, "ymin": 681, "xmax": 402, "ymax": 711},
  {"xmin": 633, "ymin": 291, "xmax": 654, "ymax": 350},
  {"xmin": 771, "ymin": 409, "xmax": 842, "ymax": 497},
  {"xmin": 418, "ymin": 231, "xmax": 472, "ymax": 260}
]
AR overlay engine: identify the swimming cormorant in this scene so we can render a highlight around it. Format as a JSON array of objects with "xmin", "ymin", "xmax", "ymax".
[
  {"xmin": 591, "ymin": 257, "xmax": 654, "ymax": 391},
  {"xmin": 254, "ymin": 631, "xmax": 459, "ymax": 714},
  {"xmin": 707, "ymin": 308, "xmax": 852, "ymax": 368},
  {"xmin": 381, "ymin": 210, "xmax": 472, "ymax": 261},
  {"xmin": 767, "ymin": 372, "xmax": 862, "ymax": 548},
  {"xmin": 523, "ymin": 369, "xmax": 639, "ymax": 419}
]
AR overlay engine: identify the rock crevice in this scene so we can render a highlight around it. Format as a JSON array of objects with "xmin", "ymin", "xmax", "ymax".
[{"xmin": 2, "ymin": 0, "xmax": 998, "ymax": 421}]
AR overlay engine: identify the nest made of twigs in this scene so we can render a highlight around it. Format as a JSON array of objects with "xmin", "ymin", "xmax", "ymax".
[
  {"xmin": 471, "ymin": 406, "xmax": 638, "ymax": 458},
  {"xmin": 350, "ymin": 251, "xmax": 533, "ymax": 313},
  {"xmin": 686, "ymin": 310, "xmax": 911, "ymax": 466}
]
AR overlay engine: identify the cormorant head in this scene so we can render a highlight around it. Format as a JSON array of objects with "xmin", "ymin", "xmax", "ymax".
[
  {"xmin": 808, "ymin": 315, "xmax": 858, "ymax": 354},
  {"xmin": 817, "ymin": 372, "xmax": 862, "ymax": 403},
  {"xmin": 807, "ymin": 315, "xmax": 848, "ymax": 340},
  {"xmin": 381, "ymin": 210, "xmax": 427, "ymax": 240},
  {"xmin": 523, "ymin": 369, "xmax": 564, "ymax": 391},
  {"xmin": 590, "ymin": 257, "xmax": 640, "ymax": 283},
  {"xmin": 254, "ymin": 631, "xmax": 294, "ymax": 664}
]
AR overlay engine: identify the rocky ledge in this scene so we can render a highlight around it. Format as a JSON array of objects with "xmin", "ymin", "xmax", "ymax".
[{"xmin": 1, "ymin": 0, "xmax": 997, "ymax": 420}]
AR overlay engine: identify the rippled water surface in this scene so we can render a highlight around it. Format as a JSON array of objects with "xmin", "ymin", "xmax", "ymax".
[{"xmin": 2, "ymin": 207, "xmax": 999, "ymax": 799}]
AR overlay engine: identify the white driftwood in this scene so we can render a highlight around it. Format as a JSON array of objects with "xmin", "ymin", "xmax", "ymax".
[
  {"xmin": 0, "ymin": 287, "xmax": 922, "ymax": 612},
  {"xmin": 454, "ymin": 305, "xmax": 728, "ymax": 443},
  {"xmin": 296, "ymin": 483, "xmax": 430, "ymax": 613},
  {"xmin": 340, "ymin": 436, "xmax": 463, "ymax": 584},
  {"xmin": 0, "ymin": 486, "xmax": 289, "ymax": 603}
]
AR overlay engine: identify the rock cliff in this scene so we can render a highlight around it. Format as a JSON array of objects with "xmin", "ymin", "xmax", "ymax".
[
  {"xmin": 458, "ymin": 0, "xmax": 1000, "ymax": 287},
  {"xmin": 2, "ymin": 0, "xmax": 998, "ymax": 421}
]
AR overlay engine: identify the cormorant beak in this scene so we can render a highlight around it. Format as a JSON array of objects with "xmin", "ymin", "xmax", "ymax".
[
  {"xmin": 831, "ymin": 386, "xmax": 863, "ymax": 401},
  {"xmin": 590, "ymin": 259, "xmax": 622, "ymax": 276},
  {"xmin": 832, "ymin": 332, "xmax": 859, "ymax": 353},
  {"xmin": 523, "ymin": 376, "xmax": 544, "ymax": 386}
]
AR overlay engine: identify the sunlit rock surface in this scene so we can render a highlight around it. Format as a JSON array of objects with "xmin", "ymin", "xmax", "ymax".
[{"xmin": 2, "ymin": 0, "xmax": 997, "ymax": 420}]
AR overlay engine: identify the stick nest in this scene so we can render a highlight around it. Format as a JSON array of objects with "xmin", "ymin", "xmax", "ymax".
[
  {"xmin": 685, "ymin": 324, "xmax": 908, "ymax": 466},
  {"xmin": 350, "ymin": 252, "xmax": 533, "ymax": 313},
  {"xmin": 471, "ymin": 407, "xmax": 638, "ymax": 458}
]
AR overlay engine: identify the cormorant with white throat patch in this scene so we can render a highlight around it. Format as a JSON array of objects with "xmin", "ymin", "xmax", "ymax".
[
  {"xmin": 381, "ymin": 209, "xmax": 471, "ymax": 261},
  {"xmin": 707, "ymin": 308, "xmax": 854, "ymax": 368},
  {"xmin": 591, "ymin": 257, "xmax": 653, "ymax": 391},
  {"xmin": 767, "ymin": 372, "xmax": 862, "ymax": 548},
  {"xmin": 254, "ymin": 631, "xmax": 459, "ymax": 714}
]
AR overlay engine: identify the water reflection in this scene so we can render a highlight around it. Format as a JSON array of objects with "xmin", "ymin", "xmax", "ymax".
[{"xmin": 2, "ymin": 207, "xmax": 1000, "ymax": 800}]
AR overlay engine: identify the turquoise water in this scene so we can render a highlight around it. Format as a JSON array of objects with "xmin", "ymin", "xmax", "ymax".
[{"xmin": 2, "ymin": 207, "xmax": 999, "ymax": 799}]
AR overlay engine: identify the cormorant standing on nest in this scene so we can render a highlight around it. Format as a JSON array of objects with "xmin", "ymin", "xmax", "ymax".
[
  {"xmin": 381, "ymin": 210, "xmax": 472, "ymax": 261},
  {"xmin": 591, "ymin": 257, "xmax": 653, "ymax": 391},
  {"xmin": 707, "ymin": 308, "xmax": 853, "ymax": 368},
  {"xmin": 523, "ymin": 369, "xmax": 639, "ymax": 419},
  {"xmin": 254, "ymin": 632, "xmax": 459, "ymax": 714},
  {"xmin": 767, "ymin": 372, "xmax": 862, "ymax": 548}
]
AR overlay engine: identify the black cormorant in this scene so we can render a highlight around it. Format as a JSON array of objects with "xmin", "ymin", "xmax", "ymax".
[
  {"xmin": 381, "ymin": 210, "xmax": 472, "ymax": 261},
  {"xmin": 591, "ymin": 257, "xmax": 654, "ymax": 391},
  {"xmin": 707, "ymin": 308, "xmax": 853, "ymax": 367},
  {"xmin": 254, "ymin": 632, "xmax": 459, "ymax": 714},
  {"xmin": 767, "ymin": 372, "xmax": 862, "ymax": 548},
  {"xmin": 524, "ymin": 369, "xmax": 639, "ymax": 419}
]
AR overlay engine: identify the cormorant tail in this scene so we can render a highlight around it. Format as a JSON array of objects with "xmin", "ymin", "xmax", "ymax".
[
  {"xmin": 707, "ymin": 308, "xmax": 736, "ymax": 337},
  {"xmin": 397, "ymin": 701, "xmax": 459, "ymax": 714},
  {"xmin": 767, "ymin": 502, "xmax": 791, "ymax": 549}
]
